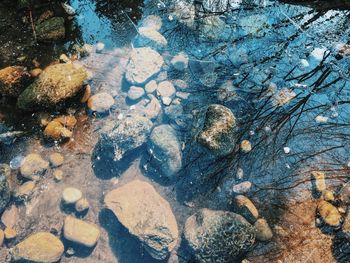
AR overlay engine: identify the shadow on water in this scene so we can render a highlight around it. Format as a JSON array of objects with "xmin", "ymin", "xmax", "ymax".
[{"xmin": 99, "ymin": 208, "xmax": 168, "ymax": 263}]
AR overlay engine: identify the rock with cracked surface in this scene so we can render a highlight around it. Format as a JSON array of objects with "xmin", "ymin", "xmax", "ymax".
[
  {"xmin": 11, "ymin": 232, "xmax": 64, "ymax": 262},
  {"xmin": 184, "ymin": 208, "xmax": 255, "ymax": 263},
  {"xmin": 125, "ymin": 47, "xmax": 164, "ymax": 85},
  {"xmin": 196, "ymin": 104, "xmax": 236, "ymax": 156},
  {"xmin": 99, "ymin": 115, "xmax": 153, "ymax": 161},
  {"xmin": 105, "ymin": 180, "xmax": 179, "ymax": 260}
]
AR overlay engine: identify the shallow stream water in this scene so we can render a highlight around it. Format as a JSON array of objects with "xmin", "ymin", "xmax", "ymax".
[{"xmin": 1, "ymin": 0, "xmax": 350, "ymax": 262}]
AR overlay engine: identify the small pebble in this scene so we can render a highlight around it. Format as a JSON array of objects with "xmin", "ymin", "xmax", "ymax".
[
  {"xmin": 236, "ymin": 168, "xmax": 244, "ymax": 179},
  {"xmin": 232, "ymin": 181, "xmax": 252, "ymax": 194},
  {"xmin": 127, "ymin": 86, "xmax": 145, "ymax": 100},
  {"xmin": 4, "ymin": 227, "xmax": 17, "ymax": 240},
  {"xmin": 62, "ymin": 187, "xmax": 82, "ymax": 204},
  {"xmin": 30, "ymin": 68, "xmax": 42, "ymax": 78},
  {"xmin": 16, "ymin": 181, "xmax": 35, "ymax": 198},
  {"xmin": 66, "ymin": 247, "xmax": 75, "ymax": 257},
  {"xmin": 53, "ymin": 170, "xmax": 64, "ymax": 182},
  {"xmin": 240, "ymin": 140, "xmax": 252, "ymax": 153},
  {"xmin": 96, "ymin": 42, "xmax": 105, "ymax": 53},
  {"xmin": 59, "ymin": 54, "xmax": 70, "ymax": 63},
  {"xmin": 0, "ymin": 230, "xmax": 4, "ymax": 246},
  {"xmin": 145, "ymin": 80, "xmax": 158, "ymax": 93},
  {"xmin": 322, "ymin": 190, "xmax": 335, "ymax": 202},
  {"xmin": 49, "ymin": 153, "xmax": 64, "ymax": 167},
  {"xmin": 81, "ymin": 85, "xmax": 91, "ymax": 103},
  {"xmin": 75, "ymin": 198, "xmax": 90, "ymax": 213},
  {"xmin": 283, "ymin": 147, "xmax": 290, "ymax": 154},
  {"xmin": 161, "ymin": 96, "xmax": 172, "ymax": 106},
  {"xmin": 87, "ymin": 93, "xmax": 115, "ymax": 113}
]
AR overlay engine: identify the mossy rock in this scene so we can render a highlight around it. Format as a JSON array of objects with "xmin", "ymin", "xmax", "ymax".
[
  {"xmin": 17, "ymin": 63, "xmax": 87, "ymax": 111},
  {"xmin": 184, "ymin": 208, "xmax": 255, "ymax": 263},
  {"xmin": 35, "ymin": 17, "xmax": 65, "ymax": 42}
]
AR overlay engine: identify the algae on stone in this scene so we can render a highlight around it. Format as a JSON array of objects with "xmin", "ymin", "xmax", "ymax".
[{"xmin": 17, "ymin": 63, "xmax": 87, "ymax": 110}]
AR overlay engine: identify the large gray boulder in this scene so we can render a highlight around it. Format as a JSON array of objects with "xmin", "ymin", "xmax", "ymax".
[
  {"xmin": 105, "ymin": 180, "xmax": 179, "ymax": 260},
  {"xmin": 17, "ymin": 63, "xmax": 87, "ymax": 110},
  {"xmin": 196, "ymin": 104, "xmax": 236, "ymax": 156},
  {"xmin": 184, "ymin": 208, "xmax": 255, "ymax": 262},
  {"xmin": 148, "ymin": 125, "xmax": 182, "ymax": 178}
]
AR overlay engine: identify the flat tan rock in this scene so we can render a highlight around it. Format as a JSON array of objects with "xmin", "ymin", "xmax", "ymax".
[
  {"xmin": 63, "ymin": 216, "xmax": 100, "ymax": 247},
  {"xmin": 20, "ymin": 154, "xmax": 49, "ymax": 180},
  {"xmin": 105, "ymin": 180, "xmax": 178, "ymax": 260},
  {"xmin": 11, "ymin": 232, "xmax": 64, "ymax": 262}
]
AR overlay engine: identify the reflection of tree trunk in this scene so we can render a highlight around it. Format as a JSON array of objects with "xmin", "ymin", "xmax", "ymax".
[{"xmin": 281, "ymin": 0, "xmax": 350, "ymax": 10}]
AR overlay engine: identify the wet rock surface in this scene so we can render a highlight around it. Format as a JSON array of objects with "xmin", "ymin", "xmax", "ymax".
[
  {"xmin": 125, "ymin": 47, "xmax": 164, "ymax": 84},
  {"xmin": 17, "ymin": 63, "xmax": 87, "ymax": 110},
  {"xmin": 63, "ymin": 216, "xmax": 100, "ymax": 248},
  {"xmin": 184, "ymin": 208, "xmax": 256, "ymax": 262},
  {"xmin": 105, "ymin": 180, "xmax": 179, "ymax": 260},
  {"xmin": 20, "ymin": 154, "xmax": 49, "ymax": 180},
  {"xmin": 11, "ymin": 232, "xmax": 64, "ymax": 262},
  {"xmin": 98, "ymin": 115, "xmax": 153, "ymax": 161},
  {"xmin": 148, "ymin": 124, "xmax": 182, "ymax": 178},
  {"xmin": 196, "ymin": 104, "xmax": 236, "ymax": 156}
]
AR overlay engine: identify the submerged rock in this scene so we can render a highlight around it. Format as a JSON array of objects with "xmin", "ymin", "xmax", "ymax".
[
  {"xmin": 53, "ymin": 115, "xmax": 77, "ymax": 129},
  {"xmin": 146, "ymin": 96, "xmax": 162, "ymax": 119},
  {"xmin": 254, "ymin": 218, "xmax": 273, "ymax": 241},
  {"xmin": 62, "ymin": 187, "xmax": 82, "ymax": 205},
  {"xmin": 11, "ymin": 232, "xmax": 64, "ymax": 262},
  {"xmin": 317, "ymin": 200, "xmax": 341, "ymax": 226},
  {"xmin": 157, "ymin": 81, "xmax": 176, "ymax": 98},
  {"xmin": 48, "ymin": 153, "xmax": 64, "ymax": 167},
  {"xmin": 44, "ymin": 120, "xmax": 73, "ymax": 141},
  {"xmin": 148, "ymin": 125, "xmax": 182, "ymax": 178},
  {"xmin": 311, "ymin": 171, "xmax": 326, "ymax": 194},
  {"xmin": 234, "ymin": 195, "xmax": 259, "ymax": 224},
  {"xmin": 99, "ymin": 115, "xmax": 153, "ymax": 161},
  {"xmin": 20, "ymin": 154, "xmax": 49, "ymax": 180},
  {"xmin": 35, "ymin": 17, "xmax": 65, "ymax": 42},
  {"xmin": 0, "ymin": 66, "xmax": 30, "ymax": 97},
  {"xmin": 127, "ymin": 86, "xmax": 145, "ymax": 101},
  {"xmin": 16, "ymin": 181, "xmax": 36, "ymax": 198},
  {"xmin": 171, "ymin": 52, "xmax": 189, "ymax": 71},
  {"xmin": 63, "ymin": 216, "xmax": 100, "ymax": 247},
  {"xmin": 75, "ymin": 198, "xmax": 89, "ymax": 213},
  {"xmin": 134, "ymin": 27, "xmax": 168, "ymax": 50},
  {"xmin": 196, "ymin": 104, "xmax": 236, "ymax": 156},
  {"xmin": 0, "ymin": 170, "xmax": 10, "ymax": 212},
  {"xmin": 140, "ymin": 15, "xmax": 162, "ymax": 31},
  {"xmin": 87, "ymin": 92, "xmax": 115, "ymax": 113},
  {"xmin": 184, "ymin": 208, "xmax": 255, "ymax": 262},
  {"xmin": 145, "ymin": 80, "xmax": 158, "ymax": 94},
  {"xmin": 125, "ymin": 47, "xmax": 164, "ymax": 85},
  {"xmin": 17, "ymin": 63, "xmax": 87, "ymax": 110},
  {"xmin": 105, "ymin": 180, "xmax": 179, "ymax": 260}
]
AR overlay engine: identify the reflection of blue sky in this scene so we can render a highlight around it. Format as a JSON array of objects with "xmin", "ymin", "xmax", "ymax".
[{"xmin": 70, "ymin": 0, "xmax": 137, "ymax": 48}]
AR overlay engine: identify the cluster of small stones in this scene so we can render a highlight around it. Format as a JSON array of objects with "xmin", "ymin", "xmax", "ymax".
[
  {"xmin": 311, "ymin": 171, "xmax": 344, "ymax": 228},
  {"xmin": 0, "ymin": 9, "xmax": 279, "ymax": 263}
]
